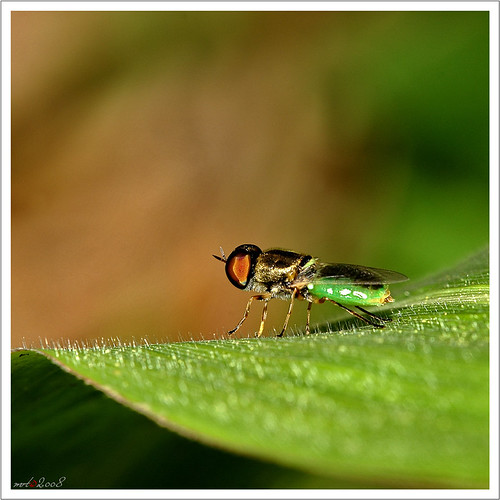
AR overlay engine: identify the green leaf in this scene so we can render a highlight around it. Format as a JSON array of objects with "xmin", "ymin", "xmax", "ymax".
[
  {"xmin": 12, "ymin": 248, "xmax": 489, "ymax": 488},
  {"xmin": 11, "ymin": 351, "xmax": 342, "ymax": 488}
]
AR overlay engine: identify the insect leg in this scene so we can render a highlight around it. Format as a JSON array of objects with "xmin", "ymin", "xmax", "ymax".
[
  {"xmin": 228, "ymin": 294, "xmax": 270, "ymax": 335},
  {"xmin": 327, "ymin": 299, "xmax": 385, "ymax": 329},
  {"xmin": 305, "ymin": 301, "xmax": 313, "ymax": 335},
  {"xmin": 356, "ymin": 306, "xmax": 392, "ymax": 323},
  {"xmin": 257, "ymin": 298, "xmax": 271, "ymax": 338},
  {"xmin": 277, "ymin": 289, "xmax": 297, "ymax": 337}
]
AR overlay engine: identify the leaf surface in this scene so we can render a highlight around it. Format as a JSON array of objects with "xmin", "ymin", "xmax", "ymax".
[{"xmin": 12, "ymin": 248, "xmax": 489, "ymax": 488}]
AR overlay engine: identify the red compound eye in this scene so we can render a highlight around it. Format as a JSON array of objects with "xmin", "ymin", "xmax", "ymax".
[
  {"xmin": 224, "ymin": 244, "xmax": 261, "ymax": 289},
  {"xmin": 227, "ymin": 253, "xmax": 251, "ymax": 287}
]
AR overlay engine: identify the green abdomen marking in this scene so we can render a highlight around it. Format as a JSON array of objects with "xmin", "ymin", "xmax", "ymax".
[{"xmin": 307, "ymin": 281, "xmax": 390, "ymax": 305}]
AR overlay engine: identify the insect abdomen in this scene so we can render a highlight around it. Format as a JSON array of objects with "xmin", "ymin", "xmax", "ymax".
[{"xmin": 306, "ymin": 281, "xmax": 392, "ymax": 305}]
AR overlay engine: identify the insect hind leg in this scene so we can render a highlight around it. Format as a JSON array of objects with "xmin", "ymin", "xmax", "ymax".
[
  {"xmin": 356, "ymin": 306, "xmax": 392, "ymax": 323},
  {"xmin": 326, "ymin": 299, "xmax": 385, "ymax": 329}
]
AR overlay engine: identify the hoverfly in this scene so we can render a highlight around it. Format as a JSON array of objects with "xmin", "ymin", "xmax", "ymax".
[{"xmin": 214, "ymin": 244, "xmax": 408, "ymax": 337}]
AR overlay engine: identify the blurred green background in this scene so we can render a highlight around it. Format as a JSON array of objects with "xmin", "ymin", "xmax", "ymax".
[{"xmin": 11, "ymin": 11, "xmax": 489, "ymax": 346}]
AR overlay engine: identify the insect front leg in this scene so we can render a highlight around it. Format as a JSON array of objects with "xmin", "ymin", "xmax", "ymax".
[
  {"xmin": 277, "ymin": 289, "xmax": 298, "ymax": 337},
  {"xmin": 257, "ymin": 298, "xmax": 271, "ymax": 337},
  {"xmin": 228, "ymin": 294, "xmax": 271, "ymax": 336}
]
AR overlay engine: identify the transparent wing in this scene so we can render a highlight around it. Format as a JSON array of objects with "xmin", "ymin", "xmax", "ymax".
[{"xmin": 314, "ymin": 263, "xmax": 408, "ymax": 285}]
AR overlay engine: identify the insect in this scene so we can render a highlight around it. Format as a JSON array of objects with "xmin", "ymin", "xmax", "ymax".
[{"xmin": 213, "ymin": 244, "xmax": 408, "ymax": 337}]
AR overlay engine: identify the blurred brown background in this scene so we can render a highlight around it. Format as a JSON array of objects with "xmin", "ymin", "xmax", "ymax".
[{"xmin": 11, "ymin": 11, "xmax": 489, "ymax": 347}]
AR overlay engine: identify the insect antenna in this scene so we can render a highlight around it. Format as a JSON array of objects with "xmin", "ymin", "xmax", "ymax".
[{"xmin": 212, "ymin": 246, "xmax": 227, "ymax": 263}]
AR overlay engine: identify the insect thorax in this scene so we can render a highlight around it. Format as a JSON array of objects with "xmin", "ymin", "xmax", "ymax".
[{"xmin": 247, "ymin": 250, "xmax": 314, "ymax": 299}]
